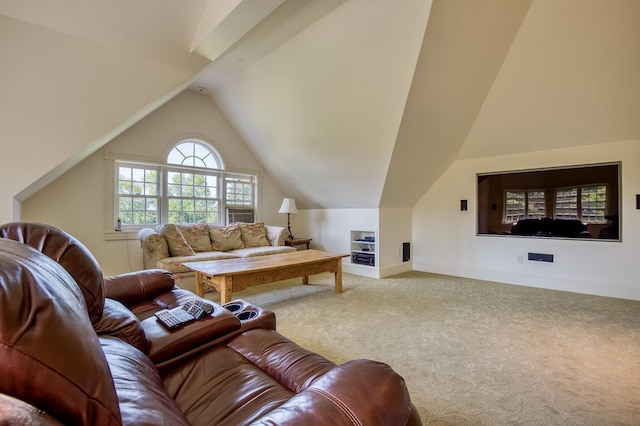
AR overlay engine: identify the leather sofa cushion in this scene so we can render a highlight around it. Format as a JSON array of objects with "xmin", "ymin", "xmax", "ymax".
[
  {"xmin": 0, "ymin": 239, "xmax": 121, "ymax": 425},
  {"xmin": 0, "ymin": 221, "xmax": 106, "ymax": 324},
  {"xmin": 163, "ymin": 329, "xmax": 336, "ymax": 425},
  {"xmin": 163, "ymin": 344, "xmax": 296, "ymax": 425},
  {"xmin": 101, "ymin": 337, "xmax": 190, "ymax": 426},
  {"xmin": 228, "ymin": 328, "xmax": 336, "ymax": 393},
  {"xmin": 95, "ymin": 298, "xmax": 148, "ymax": 353}
]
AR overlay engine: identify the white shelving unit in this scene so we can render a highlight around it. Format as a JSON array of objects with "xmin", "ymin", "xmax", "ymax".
[{"xmin": 350, "ymin": 230, "xmax": 376, "ymax": 267}]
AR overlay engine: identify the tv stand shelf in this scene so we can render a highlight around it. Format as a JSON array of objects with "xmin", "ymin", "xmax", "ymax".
[{"xmin": 350, "ymin": 230, "xmax": 376, "ymax": 267}]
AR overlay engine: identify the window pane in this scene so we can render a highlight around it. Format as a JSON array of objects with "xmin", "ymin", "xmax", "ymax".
[
  {"xmin": 120, "ymin": 212, "xmax": 132, "ymax": 224},
  {"xmin": 133, "ymin": 197, "xmax": 145, "ymax": 211},
  {"xmin": 505, "ymin": 191, "xmax": 525, "ymax": 222},
  {"xmin": 132, "ymin": 168, "xmax": 145, "ymax": 182},
  {"xmin": 226, "ymin": 176, "xmax": 253, "ymax": 206},
  {"xmin": 145, "ymin": 182, "xmax": 157, "ymax": 196},
  {"xmin": 146, "ymin": 198, "xmax": 157, "ymax": 211},
  {"xmin": 528, "ymin": 191, "xmax": 546, "ymax": 218},
  {"xmin": 167, "ymin": 183, "xmax": 181, "ymax": 196},
  {"xmin": 119, "ymin": 181, "xmax": 132, "ymax": 194},
  {"xmin": 556, "ymin": 188, "xmax": 578, "ymax": 219},
  {"xmin": 581, "ymin": 185, "xmax": 606, "ymax": 223},
  {"xmin": 132, "ymin": 181, "xmax": 144, "ymax": 195},
  {"xmin": 145, "ymin": 212, "xmax": 157, "ymax": 224},
  {"xmin": 119, "ymin": 197, "xmax": 132, "ymax": 211}
]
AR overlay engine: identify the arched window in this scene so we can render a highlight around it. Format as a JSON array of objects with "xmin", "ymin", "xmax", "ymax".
[
  {"xmin": 114, "ymin": 138, "xmax": 256, "ymax": 229},
  {"xmin": 165, "ymin": 140, "xmax": 223, "ymax": 223},
  {"xmin": 166, "ymin": 139, "xmax": 223, "ymax": 169}
]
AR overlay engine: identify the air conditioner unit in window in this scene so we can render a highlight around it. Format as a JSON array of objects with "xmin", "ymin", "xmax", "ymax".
[{"xmin": 227, "ymin": 208, "xmax": 254, "ymax": 224}]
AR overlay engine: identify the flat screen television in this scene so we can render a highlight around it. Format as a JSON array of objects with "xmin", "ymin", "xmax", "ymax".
[{"xmin": 477, "ymin": 162, "xmax": 620, "ymax": 241}]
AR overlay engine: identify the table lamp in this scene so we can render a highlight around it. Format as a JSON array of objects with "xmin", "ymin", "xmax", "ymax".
[{"xmin": 278, "ymin": 198, "xmax": 298, "ymax": 239}]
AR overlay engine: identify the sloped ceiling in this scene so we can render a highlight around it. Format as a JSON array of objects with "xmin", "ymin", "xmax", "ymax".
[
  {"xmin": 2, "ymin": 0, "xmax": 639, "ymax": 216},
  {"xmin": 459, "ymin": 0, "xmax": 640, "ymax": 159},
  {"xmin": 206, "ymin": 0, "xmax": 640, "ymax": 209},
  {"xmin": 380, "ymin": 0, "xmax": 532, "ymax": 207}
]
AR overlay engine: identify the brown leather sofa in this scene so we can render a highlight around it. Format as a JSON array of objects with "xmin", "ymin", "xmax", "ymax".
[{"xmin": 0, "ymin": 222, "xmax": 422, "ymax": 426}]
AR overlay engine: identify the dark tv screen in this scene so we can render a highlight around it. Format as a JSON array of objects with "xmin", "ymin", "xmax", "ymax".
[{"xmin": 477, "ymin": 162, "xmax": 620, "ymax": 241}]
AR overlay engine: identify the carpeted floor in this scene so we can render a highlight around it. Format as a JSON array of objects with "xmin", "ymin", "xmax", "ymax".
[{"xmin": 202, "ymin": 270, "xmax": 640, "ymax": 425}]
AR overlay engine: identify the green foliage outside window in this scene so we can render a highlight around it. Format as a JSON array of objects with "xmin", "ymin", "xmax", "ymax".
[{"xmin": 118, "ymin": 166, "xmax": 159, "ymax": 226}]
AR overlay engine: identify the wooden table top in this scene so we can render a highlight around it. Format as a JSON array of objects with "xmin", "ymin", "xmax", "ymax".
[{"xmin": 183, "ymin": 249, "xmax": 349, "ymax": 276}]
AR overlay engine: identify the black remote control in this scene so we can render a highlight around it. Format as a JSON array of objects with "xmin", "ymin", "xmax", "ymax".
[{"xmin": 154, "ymin": 299, "xmax": 215, "ymax": 330}]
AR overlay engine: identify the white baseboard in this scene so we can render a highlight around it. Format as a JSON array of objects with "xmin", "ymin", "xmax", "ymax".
[
  {"xmin": 413, "ymin": 261, "xmax": 640, "ymax": 301},
  {"xmin": 343, "ymin": 261, "xmax": 380, "ymax": 278},
  {"xmin": 342, "ymin": 261, "xmax": 413, "ymax": 279}
]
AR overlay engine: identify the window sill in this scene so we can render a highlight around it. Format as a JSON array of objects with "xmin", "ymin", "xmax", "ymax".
[{"xmin": 104, "ymin": 231, "xmax": 139, "ymax": 241}]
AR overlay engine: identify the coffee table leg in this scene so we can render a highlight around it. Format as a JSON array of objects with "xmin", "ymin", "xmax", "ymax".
[
  {"xmin": 302, "ymin": 275, "xmax": 309, "ymax": 285},
  {"xmin": 195, "ymin": 272, "xmax": 205, "ymax": 297},
  {"xmin": 334, "ymin": 259, "xmax": 343, "ymax": 294},
  {"xmin": 220, "ymin": 276, "xmax": 232, "ymax": 304}
]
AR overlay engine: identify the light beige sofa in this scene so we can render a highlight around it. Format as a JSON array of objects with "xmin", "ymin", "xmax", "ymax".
[{"xmin": 138, "ymin": 222, "xmax": 295, "ymax": 291}]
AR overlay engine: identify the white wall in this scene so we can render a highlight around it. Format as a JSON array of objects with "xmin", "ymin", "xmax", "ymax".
[
  {"xmin": 379, "ymin": 207, "xmax": 413, "ymax": 276},
  {"xmin": 413, "ymin": 138, "xmax": 640, "ymax": 300},
  {"xmin": 295, "ymin": 207, "xmax": 412, "ymax": 279},
  {"xmin": 0, "ymin": 15, "xmax": 198, "ymax": 224},
  {"xmin": 297, "ymin": 208, "xmax": 379, "ymax": 277},
  {"xmin": 21, "ymin": 90, "xmax": 286, "ymax": 276}
]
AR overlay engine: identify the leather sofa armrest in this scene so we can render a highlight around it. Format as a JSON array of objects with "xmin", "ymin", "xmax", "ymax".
[
  {"xmin": 104, "ymin": 269, "xmax": 176, "ymax": 307},
  {"xmin": 228, "ymin": 328, "xmax": 336, "ymax": 392},
  {"xmin": 253, "ymin": 359, "xmax": 421, "ymax": 426},
  {"xmin": 140, "ymin": 305, "xmax": 241, "ymax": 365}
]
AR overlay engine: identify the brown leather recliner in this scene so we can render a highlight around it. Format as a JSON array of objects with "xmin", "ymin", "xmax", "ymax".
[{"xmin": 0, "ymin": 222, "xmax": 422, "ymax": 426}]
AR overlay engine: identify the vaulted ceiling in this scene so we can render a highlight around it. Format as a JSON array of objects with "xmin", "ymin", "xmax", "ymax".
[{"xmin": 2, "ymin": 0, "xmax": 639, "ymax": 215}]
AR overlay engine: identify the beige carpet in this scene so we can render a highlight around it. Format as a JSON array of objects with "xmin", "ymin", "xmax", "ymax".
[{"xmin": 202, "ymin": 270, "xmax": 640, "ymax": 425}]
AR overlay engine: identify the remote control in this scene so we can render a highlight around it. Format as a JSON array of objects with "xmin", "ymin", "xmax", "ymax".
[
  {"xmin": 181, "ymin": 299, "xmax": 214, "ymax": 320},
  {"xmin": 154, "ymin": 299, "xmax": 215, "ymax": 330}
]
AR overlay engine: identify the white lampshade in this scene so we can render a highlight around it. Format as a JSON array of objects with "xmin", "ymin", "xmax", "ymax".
[{"xmin": 278, "ymin": 198, "xmax": 298, "ymax": 214}]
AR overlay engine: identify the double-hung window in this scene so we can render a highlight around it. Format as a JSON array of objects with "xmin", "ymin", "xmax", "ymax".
[
  {"xmin": 504, "ymin": 190, "xmax": 546, "ymax": 223},
  {"xmin": 225, "ymin": 174, "xmax": 255, "ymax": 223},
  {"xmin": 117, "ymin": 164, "xmax": 160, "ymax": 226},
  {"xmin": 166, "ymin": 168, "xmax": 219, "ymax": 223},
  {"xmin": 555, "ymin": 185, "xmax": 607, "ymax": 223},
  {"xmin": 113, "ymin": 139, "xmax": 257, "ymax": 231}
]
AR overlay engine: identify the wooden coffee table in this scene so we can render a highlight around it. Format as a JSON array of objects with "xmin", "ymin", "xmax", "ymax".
[{"xmin": 183, "ymin": 249, "xmax": 349, "ymax": 303}]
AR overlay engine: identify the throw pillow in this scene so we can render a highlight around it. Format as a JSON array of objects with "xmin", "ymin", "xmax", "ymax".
[
  {"xmin": 209, "ymin": 224, "xmax": 244, "ymax": 251},
  {"xmin": 162, "ymin": 224, "xmax": 195, "ymax": 256},
  {"xmin": 238, "ymin": 222, "xmax": 270, "ymax": 248},
  {"xmin": 178, "ymin": 223, "xmax": 211, "ymax": 252}
]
